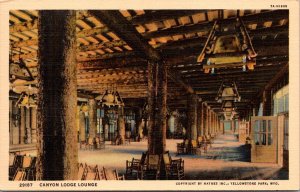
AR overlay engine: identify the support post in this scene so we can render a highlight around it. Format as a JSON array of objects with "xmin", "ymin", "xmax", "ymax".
[
  {"xmin": 148, "ymin": 61, "xmax": 167, "ymax": 155},
  {"xmin": 197, "ymin": 101, "xmax": 202, "ymax": 137},
  {"xmin": 262, "ymin": 90, "xmax": 272, "ymax": 116},
  {"xmin": 31, "ymin": 107, "xmax": 37, "ymax": 143},
  {"xmin": 20, "ymin": 107, "xmax": 25, "ymax": 144},
  {"xmin": 88, "ymin": 99, "xmax": 97, "ymax": 138},
  {"xmin": 36, "ymin": 10, "xmax": 78, "ymax": 180},
  {"xmin": 79, "ymin": 111, "xmax": 86, "ymax": 142},
  {"xmin": 25, "ymin": 108, "xmax": 31, "ymax": 143},
  {"xmin": 118, "ymin": 107, "xmax": 126, "ymax": 144},
  {"xmin": 187, "ymin": 94, "xmax": 198, "ymax": 142}
]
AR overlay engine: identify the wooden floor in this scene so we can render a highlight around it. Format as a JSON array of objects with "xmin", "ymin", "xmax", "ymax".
[{"xmin": 78, "ymin": 133, "xmax": 288, "ymax": 180}]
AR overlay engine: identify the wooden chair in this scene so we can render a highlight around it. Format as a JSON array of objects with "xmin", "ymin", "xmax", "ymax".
[
  {"xmin": 87, "ymin": 137, "xmax": 95, "ymax": 150},
  {"xmin": 125, "ymin": 152, "xmax": 147, "ymax": 179},
  {"xmin": 198, "ymin": 136, "xmax": 207, "ymax": 153},
  {"xmin": 80, "ymin": 141, "xmax": 87, "ymax": 150},
  {"xmin": 176, "ymin": 143, "xmax": 185, "ymax": 155},
  {"xmin": 163, "ymin": 151, "xmax": 183, "ymax": 179},
  {"xmin": 95, "ymin": 137, "xmax": 105, "ymax": 149},
  {"xmin": 163, "ymin": 151, "xmax": 185, "ymax": 180},
  {"xmin": 13, "ymin": 168, "xmax": 26, "ymax": 181},
  {"xmin": 78, "ymin": 163, "xmax": 88, "ymax": 180},
  {"xmin": 191, "ymin": 140, "xmax": 201, "ymax": 155},
  {"xmin": 17, "ymin": 155, "xmax": 36, "ymax": 180},
  {"xmin": 9, "ymin": 154, "xmax": 20, "ymax": 180},
  {"xmin": 111, "ymin": 136, "xmax": 119, "ymax": 145},
  {"xmin": 102, "ymin": 167, "xmax": 124, "ymax": 180},
  {"xmin": 142, "ymin": 154, "xmax": 161, "ymax": 180},
  {"xmin": 205, "ymin": 135, "xmax": 213, "ymax": 148},
  {"xmin": 85, "ymin": 165, "xmax": 100, "ymax": 180}
]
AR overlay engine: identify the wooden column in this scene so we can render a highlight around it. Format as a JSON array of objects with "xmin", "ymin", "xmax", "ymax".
[
  {"xmin": 118, "ymin": 107, "xmax": 126, "ymax": 144},
  {"xmin": 208, "ymin": 109, "xmax": 211, "ymax": 135},
  {"xmin": 79, "ymin": 111, "xmax": 86, "ymax": 142},
  {"xmin": 197, "ymin": 101, "xmax": 202, "ymax": 137},
  {"xmin": 187, "ymin": 94, "xmax": 198, "ymax": 141},
  {"xmin": 262, "ymin": 90, "xmax": 272, "ymax": 116},
  {"xmin": 36, "ymin": 10, "xmax": 78, "ymax": 180},
  {"xmin": 88, "ymin": 99, "xmax": 97, "ymax": 138},
  {"xmin": 25, "ymin": 108, "xmax": 31, "ymax": 143},
  {"xmin": 148, "ymin": 61, "xmax": 167, "ymax": 155},
  {"xmin": 210, "ymin": 112, "xmax": 213, "ymax": 134},
  {"xmin": 205, "ymin": 105, "xmax": 208, "ymax": 135},
  {"xmin": 20, "ymin": 107, "xmax": 25, "ymax": 144},
  {"xmin": 31, "ymin": 107, "xmax": 37, "ymax": 143}
]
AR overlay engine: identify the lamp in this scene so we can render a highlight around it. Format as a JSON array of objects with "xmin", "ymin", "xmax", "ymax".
[
  {"xmin": 216, "ymin": 81, "xmax": 241, "ymax": 102},
  {"xmin": 198, "ymin": 17, "xmax": 257, "ymax": 73},
  {"xmin": 97, "ymin": 85, "xmax": 124, "ymax": 108},
  {"xmin": 16, "ymin": 93, "xmax": 37, "ymax": 108}
]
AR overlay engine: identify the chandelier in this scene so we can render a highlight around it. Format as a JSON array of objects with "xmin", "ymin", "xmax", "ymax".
[
  {"xmin": 216, "ymin": 81, "xmax": 240, "ymax": 120},
  {"xmin": 215, "ymin": 81, "xmax": 241, "ymax": 103},
  {"xmin": 198, "ymin": 18, "xmax": 257, "ymax": 74},
  {"xmin": 96, "ymin": 85, "xmax": 124, "ymax": 108}
]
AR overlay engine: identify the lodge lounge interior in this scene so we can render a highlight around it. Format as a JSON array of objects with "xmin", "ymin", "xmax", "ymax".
[{"xmin": 9, "ymin": 9, "xmax": 289, "ymax": 180}]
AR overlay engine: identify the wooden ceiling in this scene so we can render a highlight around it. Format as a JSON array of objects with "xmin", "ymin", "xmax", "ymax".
[{"xmin": 9, "ymin": 10, "xmax": 289, "ymax": 115}]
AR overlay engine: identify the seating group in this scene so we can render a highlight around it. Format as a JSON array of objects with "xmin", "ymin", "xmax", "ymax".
[
  {"xmin": 78, "ymin": 163, "xmax": 124, "ymax": 180},
  {"xmin": 125, "ymin": 151, "xmax": 184, "ymax": 180},
  {"xmin": 80, "ymin": 136, "xmax": 105, "ymax": 150},
  {"xmin": 9, "ymin": 153, "xmax": 36, "ymax": 181},
  {"xmin": 177, "ymin": 134, "xmax": 216, "ymax": 155}
]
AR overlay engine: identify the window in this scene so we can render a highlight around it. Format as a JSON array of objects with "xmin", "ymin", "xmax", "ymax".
[
  {"xmin": 273, "ymin": 85, "xmax": 289, "ymax": 115},
  {"xmin": 254, "ymin": 120, "xmax": 273, "ymax": 146}
]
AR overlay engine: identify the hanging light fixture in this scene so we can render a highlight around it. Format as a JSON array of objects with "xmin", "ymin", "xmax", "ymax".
[
  {"xmin": 215, "ymin": 81, "xmax": 241, "ymax": 102},
  {"xmin": 198, "ymin": 17, "xmax": 257, "ymax": 74},
  {"xmin": 15, "ymin": 93, "xmax": 37, "ymax": 108},
  {"xmin": 97, "ymin": 84, "xmax": 124, "ymax": 108}
]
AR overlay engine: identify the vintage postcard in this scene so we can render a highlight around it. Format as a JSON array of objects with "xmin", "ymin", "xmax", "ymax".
[{"xmin": 0, "ymin": 0, "xmax": 299, "ymax": 191}]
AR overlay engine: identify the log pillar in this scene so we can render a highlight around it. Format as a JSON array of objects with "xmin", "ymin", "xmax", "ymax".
[
  {"xmin": 148, "ymin": 61, "xmax": 167, "ymax": 155},
  {"xmin": 262, "ymin": 90, "xmax": 272, "ymax": 116},
  {"xmin": 25, "ymin": 108, "xmax": 32, "ymax": 143},
  {"xmin": 204, "ymin": 104, "xmax": 208, "ymax": 135},
  {"xmin": 118, "ymin": 107, "xmax": 126, "ymax": 144},
  {"xmin": 20, "ymin": 107, "xmax": 25, "ymax": 144},
  {"xmin": 197, "ymin": 101, "xmax": 202, "ymax": 137},
  {"xmin": 187, "ymin": 94, "xmax": 198, "ymax": 141},
  {"xmin": 88, "ymin": 99, "xmax": 97, "ymax": 138},
  {"xmin": 31, "ymin": 107, "xmax": 37, "ymax": 143},
  {"xmin": 79, "ymin": 111, "xmax": 86, "ymax": 142},
  {"xmin": 208, "ymin": 108, "xmax": 211, "ymax": 135},
  {"xmin": 36, "ymin": 10, "xmax": 78, "ymax": 180}
]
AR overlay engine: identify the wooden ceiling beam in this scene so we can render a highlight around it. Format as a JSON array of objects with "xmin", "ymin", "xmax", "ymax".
[
  {"xmin": 129, "ymin": 10, "xmax": 211, "ymax": 25},
  {"xmin": 11, "ymin": 50, "xmax": 136, "ymax": 63},
  {"xmin": 89, "ymin": 10, "xmax": 196, "ymax": 95},
  {"xmin": 88, "ymin": 10, "xmax": 161, "ymax": 61},
  {"xmin": 78, "ymin": 65, "xmax": 146, "ymax": 74},
  {"xmin": 143, "ymin": 10, "xmax": 288, "ymax": 39},
  {"xmin": 184, "ymin": 70, "xmax": 280, "ymax": 80},
  {"xmin": 180, "ymin": 64, "xmax": 285, "ymax": 76}
]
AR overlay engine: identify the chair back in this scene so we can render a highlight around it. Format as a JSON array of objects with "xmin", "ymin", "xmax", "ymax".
[
  {"xmin": 78, "ymin": 163, "xmax": 87, "ymax": 180},
  {"xmin": 198, "ymin": 136, "xmax": 203, "ymax": 142},
  {"xmin": 9, "ymin": 154, "xmax": 15, "ymax": 166},
  {"xmin": 85, "ymin": 165, "xmax": 100, "ymax": 180},
  {"xmin": 148, "ymin": 154, "xmax": 160, "ymax": 170},
  {"xmin": 140, "ymin": 152, "xmax": 147, "ymax": 165},
  {"xmin": 191, "ymin": 140, "xmax": 197, "ymax": 147},
  {"xmin": 163, "ymin": 151, "xmax": 171, "ymax": 166},
  {"xmin": 88, "ymin": 137, "xmax": 94, "ymax": 145},
  {"xmin": 22, "ymin": 156, "xmax": 32, "ymax": 168},
  {"xmin": 102, "ymin": 167, "xmax": 118, "ymax": 180},
  {"xmin": 13, "ymin": 169, "xmax": 26, "ymax": 181}
]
